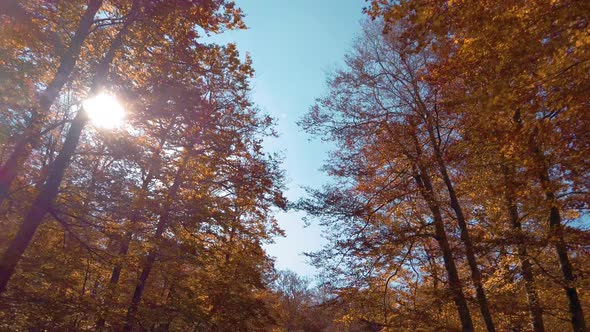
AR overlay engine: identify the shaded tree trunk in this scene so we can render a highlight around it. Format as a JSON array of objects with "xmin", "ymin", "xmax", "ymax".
[
  {"xmin": 0, "ymin": 111, "xmax": 88, "ymax": 293},
  {"xmin": 96, "ymin": 123, "xmax": 172, "ymax": 330},
  {"xmin": 539, "ymin": 166, "xmax": 586, "ymax": 332},
  {"xmin": 123, "ymin": 156, "xmax": 187, "ymax": 331},
  {"xmin": 508, "ymin": 108, "xmax": 586, "ymax": 331},
  {"xmin": 0, "ymin": 7, "xmax": 136, "ymax": 294},
  {"xmin": 510, "ymin": 107, "xmax": 586, "ymax": 331},
  {"xmin": 0, "ymin": 0, "xmax": 103, "ymax": 205},
  {"xmin": 413, "ymin": 164, "xmax": 474, "ymax": 331},
  {"xmin": 501, "ymin": 164, "xmax": 545, "ymax": 332},
  {"xmin": 94, "ymin": 232, "xmax": 133, "ymax": 330},
  {"xmin": 425, "ymin": 119, "xmax": 496, "ymax": 332},
  {"xmin": 389, "ymin": 122, "xmax": 473, "ymax": 331}
]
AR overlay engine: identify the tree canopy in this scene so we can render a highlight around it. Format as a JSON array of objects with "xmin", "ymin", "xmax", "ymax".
[{"xmin": 0, "ymin": 0, "xmax": 588, "ymax": 331}]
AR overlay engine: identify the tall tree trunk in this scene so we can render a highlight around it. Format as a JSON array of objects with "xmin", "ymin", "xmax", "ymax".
[
  {"xmin": 413, "ymin": 165, "xmax": 474, "ymax": 331},
  {"xmin": 537, "ymin": 160, "xmax": 586, "ymax": 332},
  {"xmin": 501, "ymin": 164, "xmax": 545, "ymax": 332},
  {"xmin": 122, "ymin": 238, "xmax": 159, "ymax": 331},
  {"xmin": 94, "ymin": 232, "xmax": 132, "ymax": 330},
  {"xmin": 0, "ymin": 6, "xmax": 137, "ymax": 294},
  {"xmin": 425, "ymin": 122, "xmax": 496, "ymax": 332},
  {"xmin": 0, "ymin": 111, "xmax": 88, "ymax": 293},
  {"xmin": 425, "ymin": 244, "xmax": 443, "ymax": 316},
  {"xmin": 391, "ymin": 122, "xmax": 473, "ymax": 331},
  {"xmin": 546, "ymin": 201, "xmax": 587, "ymax": 332},
  {"xmin": 511, "ymin": 109, "xmax": 587, "ymax": 331},
  {"xmin": 0, "ymin": 0, "xmax": 103, "ymax": 205},
  {"xmin": 123, "ymin": 156, "xmax": 187, "ymax": 331},
  {"xmin": 96, "ymin": 123, "xmax": 172, "ymax": 330}
]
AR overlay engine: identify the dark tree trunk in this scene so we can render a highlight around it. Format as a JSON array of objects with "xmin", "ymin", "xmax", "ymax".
[
  {"xmin": 393, "ymin": 123, "xmax": 473, "ymax": 331},
  {"xmin": 124, "ymin": 157, "xmax": 187, "ymax": 331},
  {"xmin": 414, "ymin": 165, "xmax": 474, "ymax": 332},
  {"xmin": 511, "ymin": 109, "xmax": 587, "ymax": 331},
  {"xmin": 0, "ymin": 5, "xmax": 136, "ymax": 294},
  {"xmin": 123, "ymin": 245, "xmax": 159, "ymax": 331},
  {"xmin": 0, "ymin": 111, "xmax": 88, "ymax": 293},
  {"xmin": 531, "ymin": 142, "xmax": 586, "ymax": 332},
  {"xmin": 0, "ymin": 0, "xmax": 103, "ymax": 205},
  {"xmin": 94, "ymin": 232, "xmax": 133, "ymax": 330},
  {"xmin": 544, "ymin": 184, "xmax": 586, "ymax": 332},
  {"xmin": 501, "ymin": 164, "xmax": 545, "ymax": 332},
  {"xmin": 425, "ymin": 123, "xmax": 496, "ymax": 332},
  {"xmin": 97, "ymin": 124, "xmax": 172, "ymax": 330}
]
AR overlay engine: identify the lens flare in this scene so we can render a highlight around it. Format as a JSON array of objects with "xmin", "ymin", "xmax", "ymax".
[{"xmin": 82, "ymin": 93, "xmax": 125, "ymax": 129}]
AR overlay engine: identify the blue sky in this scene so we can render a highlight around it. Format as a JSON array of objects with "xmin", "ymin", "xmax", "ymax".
[{"xmin": 209, "ymin": 1, "xmax": 365, "ymax": 276}]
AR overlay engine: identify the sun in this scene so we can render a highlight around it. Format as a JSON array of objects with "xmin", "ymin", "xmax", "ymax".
[{"xmin": 82, "ymin": 93, "xmax": 125, "ymax": 129}]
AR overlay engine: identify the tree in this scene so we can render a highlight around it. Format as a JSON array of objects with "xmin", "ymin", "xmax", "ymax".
[
  {"xmin": 300, "ymin": 22, "xmax": 479, "ymax": 331},
  {"xmin": 299, "ymin": 13, "xmax": 590, "ymax": 331},
  {"xmin": 0, "ymin": 1, "xmax": 288, "ymax": 330},
  {"xmin": 0, "ymin": 0, "xmax": 103, "ymax": 205},
  {"xmin": 0, "ymin": 0, "xmax": 247, "ymax": 294},
  {"xmin": 366, "ymin": 1, "xmax": 589, "ymax": 330}
]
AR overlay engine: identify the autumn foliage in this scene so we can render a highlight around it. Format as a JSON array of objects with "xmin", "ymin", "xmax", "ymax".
[
  {"xmin": 1, "ymin": 0, "xmax": 589, "ymax": 331},
  {"xmin": 298, "ymin": 1, "xmax": 589, "ymax": 331},
  {"xmin": 0, "ymin": 1, "xmax": 286, "ymax": 330}
]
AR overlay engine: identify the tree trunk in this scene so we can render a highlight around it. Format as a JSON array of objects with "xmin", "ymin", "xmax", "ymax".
[
  {"xmin": 502, "ymin": 165, "xmax": 545, "ymax": 332},
  {"xmin": 124, "ymin": 156, "xmax": 187, "ymax": 331},
  {"xmin": 392, "ymin": 123, "xmax": 473, "ymax": 331},
  {"xmin": 123, "ymin": 244, "xmax": 158, "ymax": 331},
  {"xmin": 0, "ymin": 0, "xmax": 103, "ymax": 205},
  {"xmin": 94, "ymin": 232, "xmax": 133, "ymax": 330},
  {"xmin": 426, "ymin": 123, "xmax": 496, "ymax": 332},
  {"xmin": 0, "ymin": 111, "xmax": 88, "ymax": 293},
  {"xmin": 519, "ymin": 255, "xmax": 545, "ymax": 332},
  {"xmin": 531, "ymin": 140, "xmax": 587, "ymax": 332},
  {"xmin": 542, "ymin": 176, "xmax": 586, "ymax": 332},
  {"xmin": 413, "ymin": 165, "xmax": 474, "ymax": 331},
  {"xmin": 0, "ymin": 5, "xmax": 136, "ymax": 294},
  {"xmin": 96, "ymin": 123, "xmax": 172, "ymax": 330}
]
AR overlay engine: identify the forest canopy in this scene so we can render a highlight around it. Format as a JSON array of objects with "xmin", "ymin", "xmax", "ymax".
[{"xmin": 0, "ymin": 0, "xmax": 589, "ymax": 331}]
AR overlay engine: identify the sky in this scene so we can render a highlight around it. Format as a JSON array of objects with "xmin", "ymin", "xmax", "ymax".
[{"xmin": 208, "ymin": 1, "xmax": 366, "ymax": 277}]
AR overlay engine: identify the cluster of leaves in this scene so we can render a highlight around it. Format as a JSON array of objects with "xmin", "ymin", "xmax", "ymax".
[
  {"xmin": 297, "ymin": 1, "xmax": 589, "ymax": 331},
  {"xmin": 0, "ymin": 1, "xmax": 289, "ymax": 330}
]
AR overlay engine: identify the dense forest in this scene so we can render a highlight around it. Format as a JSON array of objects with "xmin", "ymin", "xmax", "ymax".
[{"xmin": 0, "ymin": 0, "xmax": 589, "ymax": 331}]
